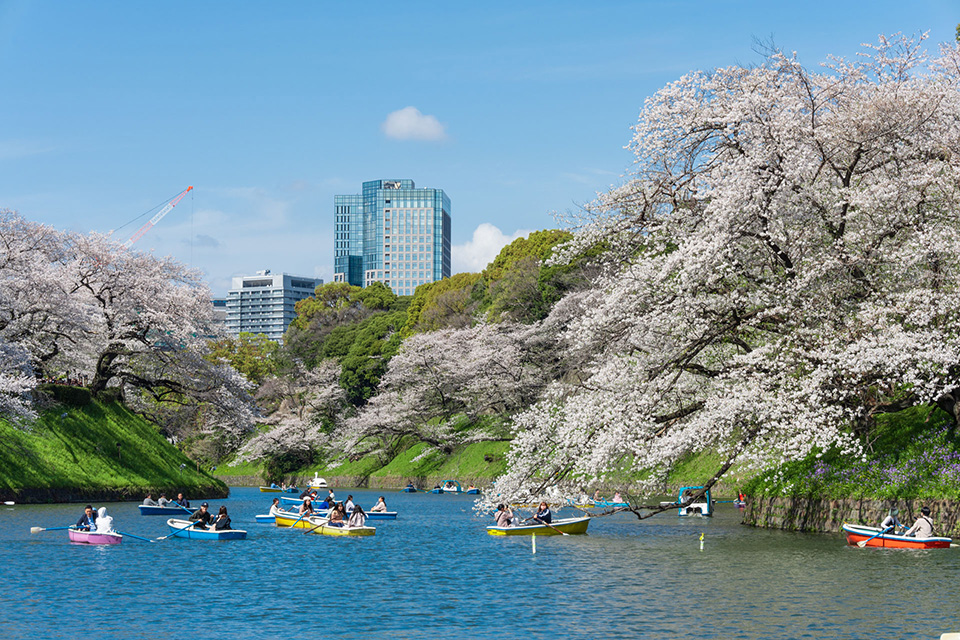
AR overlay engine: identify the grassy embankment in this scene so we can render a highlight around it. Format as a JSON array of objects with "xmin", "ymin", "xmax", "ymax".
[
  {"xmin": 743, "ymin": 406, "xmax": 960, "ymax": 499},
  {"xmin": 217, "ymin": 440, "xmax": 511, "ymax": 488},
  {"xmin": 0, "ymin": 391, "xmax": 227, "ymax": 503}
]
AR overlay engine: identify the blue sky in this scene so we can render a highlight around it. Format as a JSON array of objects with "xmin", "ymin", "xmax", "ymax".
[{"xmin": 0, "ymin": 2, "xmax": 955, "ymax": 294}]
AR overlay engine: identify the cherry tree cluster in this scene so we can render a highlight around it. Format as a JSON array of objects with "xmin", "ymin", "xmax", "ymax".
[
  {"xmin": 0, "ymin": 210, "xmax": 255, "ymax": 437},
  {"xmin": 336, "ymin": 321, "xmax": 560, "ymax": 463},
  {"xmin": 485, "ymin": 35, "xmax": 960, "ymax": 509}
]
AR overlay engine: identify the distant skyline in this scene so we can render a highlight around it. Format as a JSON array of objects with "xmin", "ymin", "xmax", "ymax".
[{"xmin": 0, "ymin": 2, "xmax": 955, "ymax": 294}]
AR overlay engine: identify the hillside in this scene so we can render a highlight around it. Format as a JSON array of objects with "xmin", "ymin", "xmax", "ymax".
[{"xmin": 0, "ymin": 394, "xmax": 227, "ymax": 503}]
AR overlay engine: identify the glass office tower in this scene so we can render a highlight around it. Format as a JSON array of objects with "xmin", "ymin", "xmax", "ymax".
[{"xmin": 334, "ymin": 179, "xmax": 451, "ymax": 295}]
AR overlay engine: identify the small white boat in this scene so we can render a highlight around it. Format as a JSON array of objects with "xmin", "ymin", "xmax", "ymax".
[{"xmin": 307, "ymin": 473, "xmax": 328, "ymax": 490}]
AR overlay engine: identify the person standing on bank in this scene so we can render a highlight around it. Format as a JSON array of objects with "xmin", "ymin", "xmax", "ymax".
[{"xmin": 904, "ymin": 506, "xmax": 934, "ymax": 538}]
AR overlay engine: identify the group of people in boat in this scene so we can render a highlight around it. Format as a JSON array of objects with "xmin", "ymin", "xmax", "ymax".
[
  {"xmin": 272, "ymin": 492, "xmax": 389, "ymax": 528},
  {"xmin": 75, "ymin": 504, "xmax": 115, "ymax": 534},
  {"xmin": 494, "ymin": 501, "xmax": 552, "ymax": 527},
  {"xmin": 187, "ymin": 501, "xmax": 233, "ymax": 530},
  {"xmin": 141, "ymin": 492, "xmax": 191, "ymax": 509},
  {"xmin": 879, "ymin": 506, "xmax": 936, "ymax": 538}
]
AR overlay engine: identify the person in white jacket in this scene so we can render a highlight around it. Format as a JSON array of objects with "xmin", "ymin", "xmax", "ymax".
[{"xmin": 95, "ymin": 507, "xmax": 115, "ymax": 533}]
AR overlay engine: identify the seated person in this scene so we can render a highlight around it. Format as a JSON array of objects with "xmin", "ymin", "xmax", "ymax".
[
  {"xmin": 142, "ymin": 493, "xmax": 158, "ymax": 506},
  {"xmin": 95, "ymin": 507, "xmax": 115, "ymax": 533},
  {"xmin": 213, "ymin": 506, "xmax": 232, "ymax": 531},
  {"xmin": 370, "ymin": 496, "xmax": 388, "ymax": 512},
  {"xmin": 76, "ymin": 505, "xmax": 97, "ymax": 531},
  {"xmin": 268, "ymin": 498, "xmax": 283, "ymax": 516},
  {"xmin": 189, "ymin": 502, "xmax": 215, "ymax": 529},
  {"xmin": 495, "ymin": 504, "xmax": 514, "ymax": 528},
  {"xmin": 880, "ymin": 508, "xmax": 902, "ymax": 533},
  {"xmin": 270, "ymin": 482, "xmax": 280, "ymax": 489},
  {"xmin": 317, "ymin": 498, "xmax": 330, "ymax": 510},
  {"xmin": 347, "ymin": 505, "xmax": 367, "ymax": 528},
  {"xmin": 344, "ymin": 495, "xmax": 355, "ymax": 513},
  {"xmin": 157, "ymin": 493, "xmax": 170, "ymax": 507},
  {"xmin": 613, "ymin": 491, "xmax": 623, "ymax": 503},
  {"xmin": 904, "ymin": 506, "xmax": 934, "ymax": 538},
  {"xmin": 533, "ymin": 501, "xmax": 552, "ymax": 525},
  {"xmin": 328, "ymin": 503, "xmax": 346, "ymax": 527},
  {"xmin": 299, "ymin": 488, "xmax": 313, "ymax": 499},
  {"xmin": 174, "ymin": 493, "xmax": 190, "ymax": 508},
  {"xmin": 298, "ymin": 497, "xmax": 314, "ymax": 517}
]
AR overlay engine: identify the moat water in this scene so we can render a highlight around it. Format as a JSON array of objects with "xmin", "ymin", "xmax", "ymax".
[{"xmin": 1, "ymin": 487, "xmax": 958, "ymax": 638}]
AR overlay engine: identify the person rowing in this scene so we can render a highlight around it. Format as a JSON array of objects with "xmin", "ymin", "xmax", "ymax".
[
  {"xmin": 75, "ymin": 505, "xmax": 97, "ymax": 531},
  {"xmin": 268, "ymin": 497, "xmax": 283, "ymax": 517},
  {"xmin": 880, "ymin": 508, "xmax": 903, "ymax": 533},
  {"xmin": 189, "ymin": 502, "xmax": 214, "ymax": 529},
  {"xmin": 174, "ymin": 493, "xmax": 190, "ymax": 509},
  {"xmin": 533, "ymin": 501, "xmax": 552, "ymax": 525}
]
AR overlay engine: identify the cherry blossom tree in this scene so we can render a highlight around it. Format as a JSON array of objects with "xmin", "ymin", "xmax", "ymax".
[
  {"xmin": 0, "ymin": 338, "xmax": 38, "ymax": 422},
  {"xmin": 484, "ymin": 35, "xmax": 960, "ymax": 513}
]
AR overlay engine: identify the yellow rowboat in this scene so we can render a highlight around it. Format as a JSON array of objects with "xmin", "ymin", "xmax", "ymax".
[
  {"xmin": 487, "ymin": 516, "xmax": 590, "ymax": 536},
  {"xmin": 308, "ymin": 522, "xmax": 376, "ymax": 537},
  {"xmin": 274, "ymin": 512, "xmax": 323, "ymax": 530}
]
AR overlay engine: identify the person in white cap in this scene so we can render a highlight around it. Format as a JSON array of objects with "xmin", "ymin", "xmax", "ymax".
[{"xmin": 95, "ymin": 507, "xmax": 115, "ymax": 533}]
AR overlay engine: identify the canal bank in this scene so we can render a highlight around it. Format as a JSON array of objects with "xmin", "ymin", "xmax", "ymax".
[{"xmin": 743, "ymin": 496, "xmax": 960, "ymax": 536}]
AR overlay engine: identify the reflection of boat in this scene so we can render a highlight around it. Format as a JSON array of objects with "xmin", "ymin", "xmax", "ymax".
[
  {"xmin": 841, "ymin": 523, "xmax": 952, "ymax": 549},
  {"xmin": 660, "ymin": 486, "xmax": 713, "ymax": 516},
  {"xmin": 138, "ymin": 504, "xmax": 192, "ymax": 516},
  {"xmin": 68, "ymin": 526, "xmax": 122, "ymax": 545},
  {"xmin": 487, "ymin": 517, "xmax": 591, "ymax": 536},
  {"xmin": 165, "ymin": 519, "xmax": 247, "ymax": 540}
]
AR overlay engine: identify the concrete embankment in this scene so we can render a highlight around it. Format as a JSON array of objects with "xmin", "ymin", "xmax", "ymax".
[{"xmin": 742, "ymin": 496, "xmax": 960, "ymax": 536}]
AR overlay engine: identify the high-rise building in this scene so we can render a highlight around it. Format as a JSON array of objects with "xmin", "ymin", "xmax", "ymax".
[
  {"xmin": 224, "ymin": 270, "xmax": 322, "ymax": 342},
  {"xmin": 334, "ymin": 179, "xmax": 451, "ymax": 295}
]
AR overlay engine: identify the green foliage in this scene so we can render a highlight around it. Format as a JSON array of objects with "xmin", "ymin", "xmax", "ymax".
[
  {"xmin": 38, "ymin": 384, "xmax": 92, "ymax": 407},
  {"xmin": 262, "ymin": 448, "xmax": 315, "ymax": 484},
  {"xmin": 402, "ymin": 272, "xmax": 483, "ymax": 336},
  {"xmin": 290, "ymin": 281, "xmax": 400, "ymax": 332},
  {"xmin": 483, "ymin": 229, "xmax": 572, "ymax": 281},
  {"xmin": 744, "ymin": 406, "xmax": 960, "ymax": 499},
  {"xmin": 337, "ymin": 310, "xmax": 407, "ymax": 404},
  {"xmin": 0, "ymin": 401, "xmax": 225, "ymax": 494},
  {"xmin": 207, "ymin": 332, "xmax": 279, "ymax": 384}
]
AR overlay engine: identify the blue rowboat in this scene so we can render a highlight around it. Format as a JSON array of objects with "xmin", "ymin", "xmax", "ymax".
[
  {"xmin": 465, "ymin": 488, "xmax": 481, "ymax": 495},
  {"xmin": 337, "ymin": 510, "xmax": 397, "ymax": 520},
  {"xmin": 592, "ymin": 500, "xmax": 629, "ymax": 509},
  {"xmin": 139, "ymin": 504, "xmax": 192, "ymax": 516},
  {"xmin": 400, "ymin": 486, "xmax": 418, "ymax": 493},
  {"xmin": 165, "ymin": 518, "xmax": 247, "ymax": 540},
  {"xmin": 255, "ymin": 514, "xmax": 275, "ymax": 523}
]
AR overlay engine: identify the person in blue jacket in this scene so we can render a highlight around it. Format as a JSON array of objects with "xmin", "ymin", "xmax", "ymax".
[
  {"xmin": 76, "ymin": 505, "xmax": 97, "ymax": 531},
  {"xmin": 533, "ymin": 502, "xmax": 552, "ymax": 525}
]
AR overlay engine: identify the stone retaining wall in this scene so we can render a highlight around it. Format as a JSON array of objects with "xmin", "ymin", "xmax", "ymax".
[
  {"xmin": 742, "ymin": 496, "xmax": 960, "ymax": 536},
  {"xmin": 0, "ymin": 485, "xmax": 229, "ymax": 505}
]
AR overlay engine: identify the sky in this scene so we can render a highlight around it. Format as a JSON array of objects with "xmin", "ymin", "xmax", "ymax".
[{"xmin": 0, "ymin": 2, "xmax": 956, "ymax": 295}]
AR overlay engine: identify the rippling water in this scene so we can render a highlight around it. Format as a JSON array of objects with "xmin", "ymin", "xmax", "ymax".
[{"xmin": 1, "ymin": 488, "xmax": 958, "ymax": 639}]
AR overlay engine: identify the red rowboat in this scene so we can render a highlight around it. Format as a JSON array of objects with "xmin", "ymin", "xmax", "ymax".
[
  {"xmin": 68, "ymin": 526, "xmax": 122, "ymax": 545},
  {"xmin": 841, "ymin": 522, "xmax": 951, "ymax": 549}
]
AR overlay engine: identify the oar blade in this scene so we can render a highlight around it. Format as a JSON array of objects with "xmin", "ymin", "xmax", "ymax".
[{"xmin": 30, "ymin": 527, "xmax": 43, "ymax": 534}]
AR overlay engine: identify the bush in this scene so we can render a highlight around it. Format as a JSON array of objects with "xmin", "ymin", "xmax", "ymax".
[{"xmin": 38, "ymin": 384, "xmax": 91, "ymax": 407}]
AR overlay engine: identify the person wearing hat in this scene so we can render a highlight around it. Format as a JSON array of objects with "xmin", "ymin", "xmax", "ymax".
[
  {"xmin": 904, "ymin": 506, "xmax": 935, "ymax": 538},
  {"xmin": 879, "ymin": 508, "xmax": 902, "ymax": 533},
  {"xmin": 188, "ymin": 502, "xmax": 215, "ymax": 529}
]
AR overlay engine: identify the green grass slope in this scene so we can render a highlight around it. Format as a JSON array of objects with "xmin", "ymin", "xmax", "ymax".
[{"xmin": 0, "ymin": 400, "xmax": 226, "ymax": 502}]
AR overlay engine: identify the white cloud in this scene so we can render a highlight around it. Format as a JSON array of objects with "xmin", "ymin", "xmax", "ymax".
[
  {"xmin": 452, "ymin": 223, "xmax": 531, "ymax": 274},
  {"xmin": 381, "ymin": 106, "xmax": 448, "ymax": 142}
]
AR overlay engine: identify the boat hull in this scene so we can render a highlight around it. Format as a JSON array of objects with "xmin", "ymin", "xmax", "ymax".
[
  {"xmin": 841, "ymin": 523, "xmax": 951, "ymax": 549},
  {"xmin": 68, "ymin": 527, "xmax": 122, "ymax": 545},
  {"xmin": 165, "ymin": 519, "xmax": 247, "ymax": 540},
  {"xmin": 400, "ymin": 487, "xmax": 418, "ymax": 493},
  {"xmin": 139, "ymin": 504, "xmax": 191, "ymax": 516},
  {"xmin": 487, "ymin": 517, "xmax": 591, "ymax": 536},
  {"xmin": 309, "ymin": 523, "xmax": 376, "ymax": 537},
  {"xmin": 255, "ymin": 514, "xmax": 275, "ymax": 523},
  {"xmin": 592, "ymin": 500, "xmax": 628, "ymax": 509},
  {"xmin": 259, "ymin": 486, "xmax": 281, "ymax": 493},
  {"xmin": 465, "ymin": 488, "xmax": 480, "ymax": 495},
  {"xmin": 274, "ymin": 512, "xmax": 321, "ymax": 529}
]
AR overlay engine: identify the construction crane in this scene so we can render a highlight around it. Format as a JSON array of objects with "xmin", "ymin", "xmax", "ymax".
[{"xmin": 123, "ymin": 185, "xmax": 194, "ymax": 248}]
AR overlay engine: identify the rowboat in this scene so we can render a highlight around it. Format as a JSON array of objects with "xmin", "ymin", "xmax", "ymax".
[
  {"xmin": 400, "ymin": 485, "xmax": 418, "ymax": 493},
  {"xmin": 255, "ymin": 514, "xmax": 275, "ymax": 523},
  {"xmin": 259, "ymin": 486, "xmax": 299, "ymax": 493},
  {"xmin": 138, "ymin": 504, "xmax": 192, "ymax": 516},
  {"xmin": 165, "ymin": 519, "xmax": 247, "ymax": 540},
  {"xmin": 841, "ymin": 523, "xmax": 952, "ymax": 549},
  {"xmin": 465, "ymin": 487, "xmax": 481, "ymax": 495},
  {"xmin": 68, "ymin": 526, "xmax": 122, "ymax": 545},
  {"xmin": 273, "ymin": 511, "xmax": 322, "ymax": 530},
  {"xmin": 660, "ymin": 486, "xmax": 713, "ymax": 517},
  {"xmin": 487, "ymin": 516, "xmax": 591, "ymax": 536},
  {"xmin": 358, "ymin": 511, "xmax": 397, "ymax": 520},
  {"xmin": 308, "ymin": 521, "xmax": 376, "ymax": 537}
]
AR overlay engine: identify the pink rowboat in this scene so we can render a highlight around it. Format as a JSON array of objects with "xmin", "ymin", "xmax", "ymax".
[{"xmin": 68, "ymin": 526, "xmax": 122, "ymax": 545}]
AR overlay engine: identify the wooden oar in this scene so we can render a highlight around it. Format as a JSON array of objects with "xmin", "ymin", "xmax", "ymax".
[
  {"xmin": 156, "ymin": 520, "xmax": 200, "ymax": 541},
  {"xmin": 30, "ymin": 525, "xmax": 72, "ymax": 534},
  {"xmin": 115, "ymin": 530, "xmax": 154, "ymax": 543},
  {"xmin": 857, "ymin": 526, "xmax": 893, "ymax": 548},
  {"xmin": 525, "ymin": 517, "xmax": 569, "ymax": 536}
]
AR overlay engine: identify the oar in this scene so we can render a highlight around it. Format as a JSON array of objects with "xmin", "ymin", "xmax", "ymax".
[
  {"xmin": 156, "ymin": 520, "xmax": 199, "ymax": 541},
  {"xmin": 524, "ymin": 517, "xmax": 568, "ymax": 536},
  {"xmin": 30, "ymin": 525, "xmax": 72, "ymax": 534},
  {"xmin": 302, "ymin": 516, "xmax": 331, "ymax": 535},
  {"xmin": 174, "ymin": 503, "xmax": 193, "ymax": 516},
  {"xmin": 116, "ymin": 530, "xmax": 154, "ymax": 543},
  {"xmin": 857, "ymin": 526, "xmax": 892, "ymax": 548}
]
